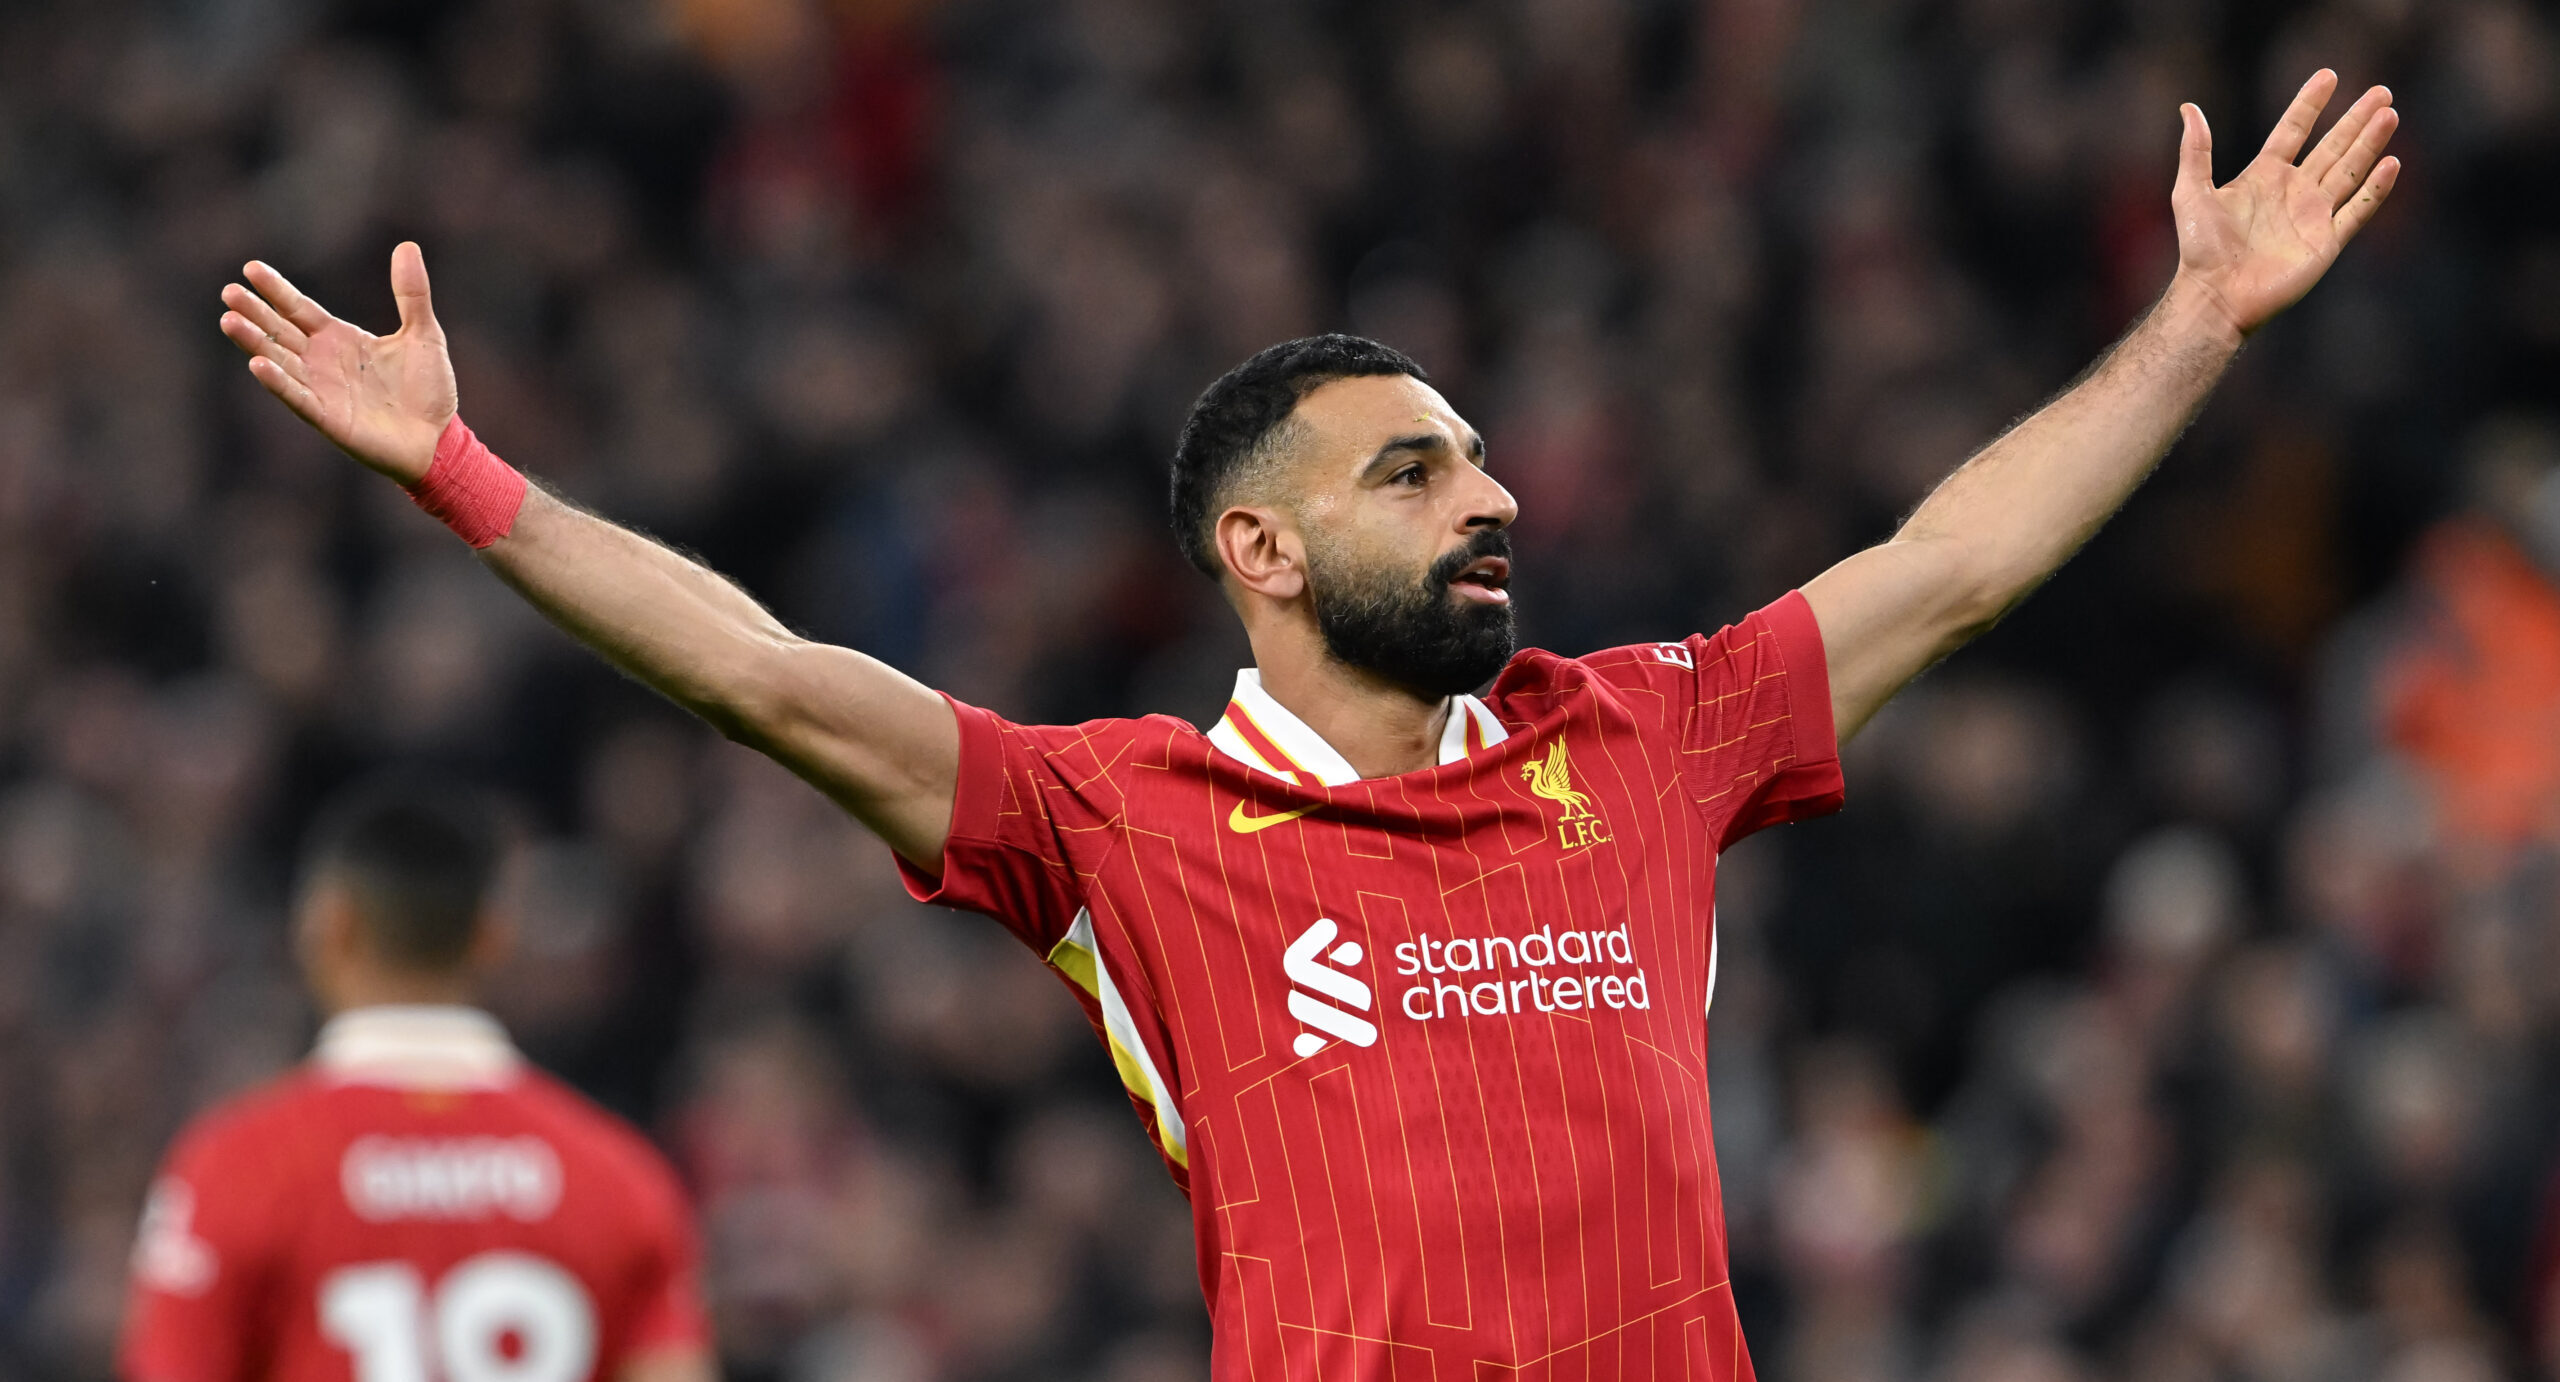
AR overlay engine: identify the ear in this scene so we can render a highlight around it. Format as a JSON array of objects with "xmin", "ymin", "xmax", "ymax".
[
  {"xmin": 1215, "ymin": 505, "xmax": 1308, "ymax": 601},
  {"xmin": 467, "ymin": 907, "xmax": 515, "ymax": 974},
  {"xmin": 295, "ymin": 878, "xmax": 361, "ymax": 1008}
]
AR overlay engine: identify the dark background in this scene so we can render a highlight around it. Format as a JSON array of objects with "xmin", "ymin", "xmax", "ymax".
[{"xmin": 2, "ymin": 0, "xmax": 2558, "ymax": 1378}]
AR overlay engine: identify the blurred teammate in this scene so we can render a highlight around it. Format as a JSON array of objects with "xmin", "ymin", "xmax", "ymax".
[
  {"xmin": 214, "ymin": 73, "xmax": 2398, "ymax": 1380},
  {"xmin": 118, "ymin": 779, "xmax": 713, "ymax": 1382}
]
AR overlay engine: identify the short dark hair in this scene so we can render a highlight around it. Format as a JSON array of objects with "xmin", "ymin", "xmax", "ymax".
[
  {"xmin": 1169, "ymin": 334, "xmax": 1427, "ymax": 577},
  {"xmin": 302, "ymin": 773, "xmax": 502, "ymax": 971}
]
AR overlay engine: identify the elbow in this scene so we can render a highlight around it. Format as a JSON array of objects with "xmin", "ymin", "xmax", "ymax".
[
  {"xmin": 1926, "ymin": 559, "xmax": 2033, "ymax": 654},
  {"xmin": 1887, "ymin": 534, "xmax": 2022, "ymax": 650},
  {"xmin": 1942, "ymin": 592, "xmax": 2010, "ymax": 646},
  {"xmin": 675, "ymin": 638, "xmax": 807, "ymax": 749},
  {"xmin": 698, "ymin": 700, "xmax": 766, "ymax": 748}
]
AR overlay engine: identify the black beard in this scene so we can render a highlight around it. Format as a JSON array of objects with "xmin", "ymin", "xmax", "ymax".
[{"xmin": 1307, "ymin": 528, "xmax": 1517, "ymax": 698}]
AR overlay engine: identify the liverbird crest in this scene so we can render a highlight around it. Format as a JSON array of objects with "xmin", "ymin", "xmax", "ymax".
[
  {"xmin": 1522, "ymin": 738, "xmax": 1610, "ymax": 848},
  {"xmin": 1521, "ymin": 739, "xmax": 1598, "ymax": 822}
]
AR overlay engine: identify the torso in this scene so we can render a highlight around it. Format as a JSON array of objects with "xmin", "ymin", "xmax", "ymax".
[
  {"xmin": 125, "ymin": 1061, "xmax": 697, "ymax": 1382},
  {"xmin": 1129, "ymin": 672, "xmax": 1733, "ymax": 1379},
  {"xmin": 910, "ymin": 599, "xmax": 1841, "ymax": 1381}
]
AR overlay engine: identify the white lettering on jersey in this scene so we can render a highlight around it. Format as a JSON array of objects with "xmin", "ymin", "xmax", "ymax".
[
  {"xmin": 323, "ymin": 1252, "xmax": 596, "ymax": 1382},
  {"xmin": 1390, "ymin": 923, "xmax": 1652, "ymax": 1021},
  {"xmin": 1650, "ymin": 642, "xmax": 1695, "ymax": 670},
  {"xmin": 1284, "ymin": 918, "xmax": 1377, "ymax": 1058},
  {"xmin": 340, "ymin": 1136, "xmax": 563, "ymax": 1223},
  {"xmin": 132, "ymin": 1177, "xmax": 218, "ymax": 1296}
]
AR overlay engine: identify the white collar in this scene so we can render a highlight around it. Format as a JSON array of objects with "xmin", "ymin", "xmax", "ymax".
[
  {"xmin": 313, "ymin": 1005, "xmax": 520, "ymax": 1090},
  {"xmin": 1206, "ymin": 668, "xmax": 1508, "ymax": 786}
]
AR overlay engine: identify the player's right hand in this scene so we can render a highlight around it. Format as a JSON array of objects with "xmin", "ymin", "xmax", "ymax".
[{"xmin": 219, "ymin": 242, "xmax": 455, "ymax": 486}]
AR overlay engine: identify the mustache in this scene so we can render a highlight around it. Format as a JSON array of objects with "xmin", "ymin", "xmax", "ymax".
[{"xmin": 1426, "ymin": 528, "xmax": 1514, "ymax": 590}]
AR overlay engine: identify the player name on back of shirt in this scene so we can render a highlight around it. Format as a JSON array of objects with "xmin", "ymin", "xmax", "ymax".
[{"xmin": 340, "ymin": 1135, "xmax": 564, "ymax": 1222}]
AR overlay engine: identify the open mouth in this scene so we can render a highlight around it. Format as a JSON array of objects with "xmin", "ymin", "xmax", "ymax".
[{"xmin": 1448, "ymin": 556, "xmax": 1512, "ymax": 603}]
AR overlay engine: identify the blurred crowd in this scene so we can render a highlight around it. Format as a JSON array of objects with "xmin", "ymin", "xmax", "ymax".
[{"xmin": 1, "ymin": 0, "xmax": 2558, "ymax": 1379}]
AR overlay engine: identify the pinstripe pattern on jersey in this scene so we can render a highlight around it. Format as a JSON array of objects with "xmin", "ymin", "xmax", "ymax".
[{"xmin": 907, "ymin": 594, "xmax": 1843, "ymax": 1382}]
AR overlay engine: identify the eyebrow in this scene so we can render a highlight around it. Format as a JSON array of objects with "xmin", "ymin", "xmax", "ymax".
[{"xmin": 1358, "ymin": 431, "xmax": 1487, "ymax": 481}]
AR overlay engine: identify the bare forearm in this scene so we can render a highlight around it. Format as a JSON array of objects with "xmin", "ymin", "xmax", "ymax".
[
  {"xmin": 216, "ymin": 248, "xmax": 964, "ymax": 863},
  {"xmin": 479, "ymin": 487, "xmax": 796, "ymax": 734},
  {"xmin": 1803, "ymin": 276, "xmax": 2244, "ymax": 738},
  {"xmin": 474, "ymin": 487, "xmax": 958, "ymax": 863},
  {"xmin": 1800, "ymin": 71, "xmax": 2403, "ymax": 744},
  {"xmin": 1895, "ymin": 277, "xmax": 2244, "ymax": 624}
]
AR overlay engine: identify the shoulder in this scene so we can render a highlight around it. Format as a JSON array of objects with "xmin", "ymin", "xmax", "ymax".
[
  {"xmin": 161, "ymin": 1069, "xmax": 328, "ymax": 1177},
  {"xmin": 1496, "ymin": 598, "xmax": 1824, "ymax": 700},
  {"xmin": 144, "ymin": 1070, "xmax": 329, "ymax": 1269},
  {"xmin": 950, "ymin": 702, "xmax": 1208, "ymax": 785},
  {"xmin": 1487, "ymin": 645, "xmax": 1594, "ymax": 699},
  {"xmin": 506, "ymin": 1071, "xmax": 690, "ymax": 1207},
  {"xmin": 1484, "ymin": 643, "xmax": 1695, "ymax": 719},
  {"xmin": 1481, "ymin": 597, "xmax": 1827, "ymax": 739},
  {"xmin": 961, "ymin": 704, "xmax": 1200, "ymax": 754}
]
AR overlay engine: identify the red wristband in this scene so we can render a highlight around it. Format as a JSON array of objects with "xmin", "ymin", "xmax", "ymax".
[{"xmin": 407, "ymin": 416, "xmax": 528, "ymax": 549}]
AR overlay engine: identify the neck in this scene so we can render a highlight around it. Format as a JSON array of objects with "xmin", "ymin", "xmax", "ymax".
[
  {"xmin": 323, "ymin": 968, "xmax": 475, "ymax": 1016},
  {"xmin": 1249, "ymin": 622, "xmax": 1452, "ymax": 778}
]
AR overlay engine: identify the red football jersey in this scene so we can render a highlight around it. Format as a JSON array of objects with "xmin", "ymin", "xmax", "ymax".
[
  {"xmin": 119, "ymin": 1007, "xmax": 709, "ymax": 1382},
  {"xmin": 901, "ymin": 591, "xmax": 1845, "ymax": 1380}
]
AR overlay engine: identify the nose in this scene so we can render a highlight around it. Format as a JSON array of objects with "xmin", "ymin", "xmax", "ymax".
[{"xmin": 1461, "ymin": 465, "xmax": 1518, "ymax": 532}]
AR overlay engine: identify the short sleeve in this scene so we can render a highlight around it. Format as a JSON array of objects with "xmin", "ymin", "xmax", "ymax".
[
  {"xmin": 619, "ymin": 1156, "xmax": 712, "ymax": 1360},
  {"xmin": 117, "ymin": 1127, "xmax": 270, "ymax": 1382},
  {"xmin": 896, "ymin": 695, "xmax": 1119, "ymax": 953},
  {"xmin": 1608, "ymin": 590, "xmax": 1845, "ymax": 849}
]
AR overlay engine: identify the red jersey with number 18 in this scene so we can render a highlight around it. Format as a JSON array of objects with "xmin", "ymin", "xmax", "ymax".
[
  {"xmin": 118, "ymin": 1007, "xmax": 708, "ymax": 1382},
  {"xmin": 900, "ymin": 591, "xmax": 1845, "ymax": 1381}
]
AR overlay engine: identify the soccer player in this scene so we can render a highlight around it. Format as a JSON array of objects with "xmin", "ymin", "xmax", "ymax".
[
  {"xmin": 118, "ymin": 779, "xmax": 713, "ymax": 1382},
  {"xmin": 212, "ymin": 74, "xmax": 2398, "ymax": 1379}
]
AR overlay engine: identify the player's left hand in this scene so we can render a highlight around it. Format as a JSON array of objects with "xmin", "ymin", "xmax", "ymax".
[{"xmin": 2171, "ymin": 69, "xmax": 2401, "ymax": 338}]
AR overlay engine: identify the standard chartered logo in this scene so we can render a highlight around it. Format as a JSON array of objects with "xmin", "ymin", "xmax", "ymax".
[
  {"xmin": 1284, "ymin": 917, "xmax": 1378, "ymax": 1058},
  {"xmin": 1283, "ymin": 916, "xmax": 1654, "ymax": 1059},
  {"xmin": 1392, "ymin": 923, "xmax": 1651, "ymax": 1020}
]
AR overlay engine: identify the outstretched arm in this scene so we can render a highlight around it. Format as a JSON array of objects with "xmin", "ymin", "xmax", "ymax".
[
  {"xmin": 1803, "ymin": 71, "xmax": 2401, "ymax": 740},
  {"xmin": 218, "ymin": 244, "xmax": 957, "ymax": 866}
]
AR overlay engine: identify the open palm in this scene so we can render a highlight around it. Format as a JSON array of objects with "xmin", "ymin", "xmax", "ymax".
[
  {"xmin": 218, "ymin": 242, "xmax": 456, "ymax": 485},
  {"xmin": 2175, "ymin": 70, "xmax": 2401, "ymax": 337}
]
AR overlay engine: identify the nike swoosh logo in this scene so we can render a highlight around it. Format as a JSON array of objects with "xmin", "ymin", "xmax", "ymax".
[{"xmin": 1228, "ymin": 802, "xmax": 1317, "ymax": 834}]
